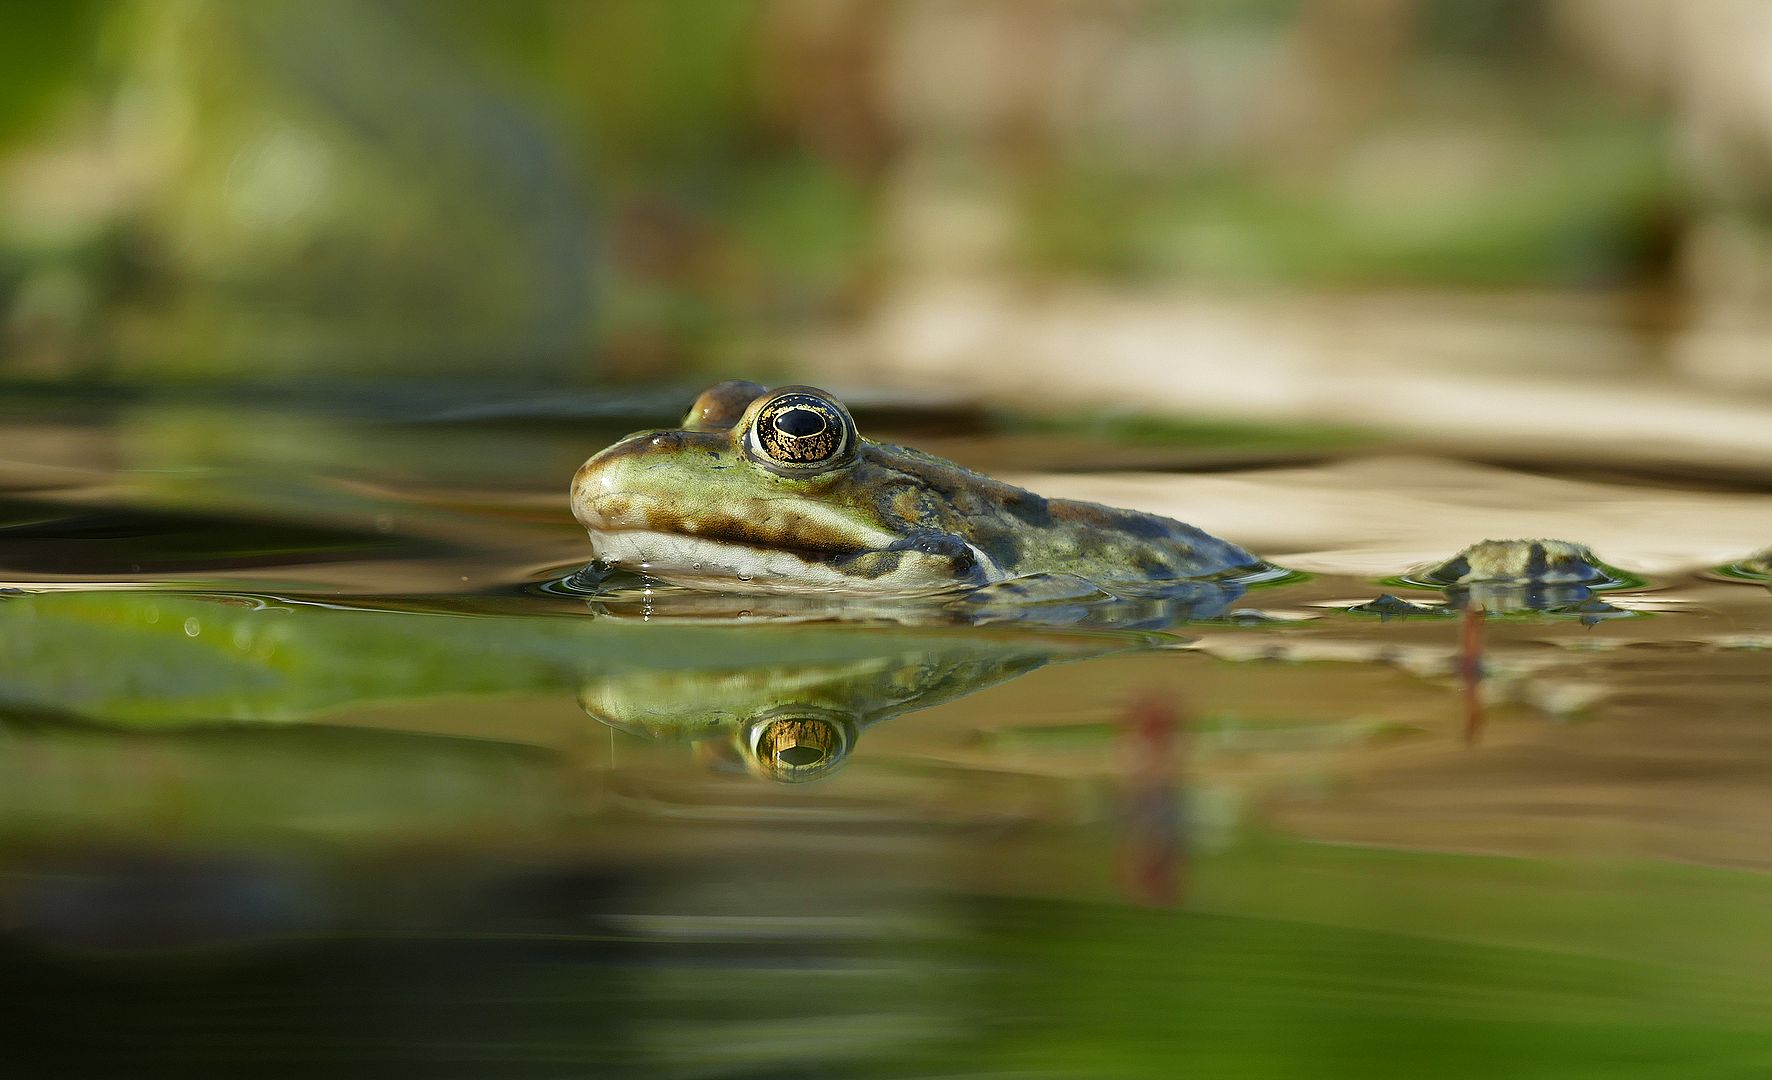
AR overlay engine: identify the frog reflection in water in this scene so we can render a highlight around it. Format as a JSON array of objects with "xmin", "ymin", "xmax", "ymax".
[
  {"xmin": 578, "ymin": 641, "xmax": 1092, "ymax": 783},
  {"xmin": 571, "ymin": 381, "xmax": 1264, "ymax": 597}
]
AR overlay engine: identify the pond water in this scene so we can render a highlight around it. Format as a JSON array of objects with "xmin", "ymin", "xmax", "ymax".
[{"xmin": 2, "ymin": 389, "xmax": 1770, "ymax": 1077}]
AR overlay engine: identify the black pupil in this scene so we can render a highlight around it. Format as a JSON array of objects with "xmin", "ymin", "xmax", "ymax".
[{"xmin": 775, "ymin": 407, "xmax": 825, "ymax": 438}]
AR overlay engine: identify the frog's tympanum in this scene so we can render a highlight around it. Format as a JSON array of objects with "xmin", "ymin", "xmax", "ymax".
[{"xmin": 572, "ymin": 381, "xmax": 1263, "ymax": 597}]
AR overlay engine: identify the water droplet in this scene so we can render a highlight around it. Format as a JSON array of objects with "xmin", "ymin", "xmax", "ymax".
[{"xmin": 183, "ymin": 617, "xmax": 201, "ymax": 638}]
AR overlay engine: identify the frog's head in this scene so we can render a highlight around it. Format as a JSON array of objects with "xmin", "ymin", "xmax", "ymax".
[{"xmin": 571, "ymin": 381, "xmax": 997, "ymax": 594}]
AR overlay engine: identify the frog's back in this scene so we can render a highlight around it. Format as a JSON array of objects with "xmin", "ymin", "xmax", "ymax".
[{"xmin": 858, "ymin": 442, "xmax": 1262, "ymax": 585}]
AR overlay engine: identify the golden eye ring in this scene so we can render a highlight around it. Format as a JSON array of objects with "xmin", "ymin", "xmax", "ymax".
[{"xmin": 743, "ymin": 387, "xmax": 856, "ymax": 473}]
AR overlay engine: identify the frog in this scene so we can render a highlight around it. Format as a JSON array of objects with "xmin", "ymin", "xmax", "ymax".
[{"xmin": 570, "ymin": 380, "xmax": 1265, "ymax": 597}]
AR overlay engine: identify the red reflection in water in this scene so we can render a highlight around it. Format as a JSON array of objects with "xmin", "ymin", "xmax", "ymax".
[
  {"xmin": 1461, "ymin": 603, "xmax": 1486, "ymax": 746},
  {"xmin": 1119, "ymin": 695, "xmax": 1185, "ymax": 909}
]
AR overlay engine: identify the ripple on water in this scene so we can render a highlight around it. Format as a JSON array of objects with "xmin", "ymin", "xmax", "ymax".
[
  {"xmin": 521, "ymin": 559, "xmax": 1309, "ymax": 632},
  {"xmin": 529, "ymin": 560, "xmax": 635, "ymax": 598},
  {"xmin": 1341, "ymin": 593, "xmax": 1455, "ymax": 618}
]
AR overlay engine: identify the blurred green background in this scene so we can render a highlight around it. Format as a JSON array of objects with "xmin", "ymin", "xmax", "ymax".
[{"xmin": 6, "ymin": 0, "xmax": 1769, "ymax": 398}]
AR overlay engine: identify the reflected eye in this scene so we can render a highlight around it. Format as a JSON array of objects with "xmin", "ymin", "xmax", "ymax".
[
  {"xmin": 745, "ymin": 388, "xmax": 855, "ymax": 472},
  {"xmin": 746, "ymin": 714, "xmax": 851, "ymax": 783}
]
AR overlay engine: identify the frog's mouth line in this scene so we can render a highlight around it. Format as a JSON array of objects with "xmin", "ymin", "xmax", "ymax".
[
  {"xmin": 575, "ymin": 490, "xmax": 897, "ymax": 557},
  {"xmin": 591, "ymin": 523, "xmax": 865, "ymax": 567},
  {"xmin": 581, "ymin": 525, "xmax": 991, "ymax": 595}
]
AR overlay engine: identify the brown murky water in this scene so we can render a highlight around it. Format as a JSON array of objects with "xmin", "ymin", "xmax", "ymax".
[{"xmin": 1, "ymin": 392, "xmax": 1769, "ymax": 1077}]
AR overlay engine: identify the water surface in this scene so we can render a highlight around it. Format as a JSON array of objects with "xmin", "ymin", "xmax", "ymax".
[{"xmin": 2, "ymin": 393, "xmax": 1770, "ymax": 1077}]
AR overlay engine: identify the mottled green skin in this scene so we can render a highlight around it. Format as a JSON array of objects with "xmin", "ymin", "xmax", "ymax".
[{"xmin": 572, "ymin": 382, "xmax": 1262, "ymax": 596}]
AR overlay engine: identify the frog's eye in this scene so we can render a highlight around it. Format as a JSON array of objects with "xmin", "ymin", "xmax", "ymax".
[{"xmin": 744, "ymin": 387, "xmax": 855, "ymax": 472}]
